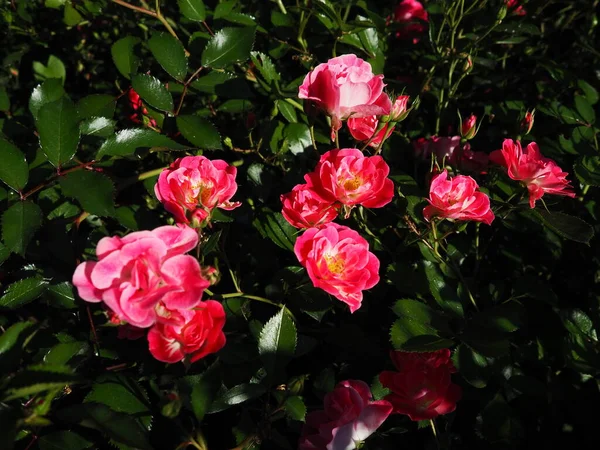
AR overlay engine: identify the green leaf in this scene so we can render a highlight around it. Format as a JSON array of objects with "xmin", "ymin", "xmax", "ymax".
[
  {"xmin": 284, "ymin": 396, "xmax": 306, "ymax": 422},
  {"xmin": 59, "ymin": 170, "xmax": 116, "ymax": 217},
  {"xmin": 0, "ymin": 321, "xmax": 36, "ymax": 373},
  {"xmin": 2, "ymin": 201, "xmax": 43, "ymax": 256},
  {"xmin": 532, "ymin": 209, "xmax": 594, "ymax": 244},
  {"xmin": 85, "ymin": 374, "xmax": 152, "ymax": 430},
  {"xmin": 578, "ymin": 79, "xmax": 599, "ymax": 105},
  {"xmin": 77, "ymin": 94, "xmax": 115, "ymax": 119},
  {"xmin": 278, "ymin": 101, "xmax": 298, "ymax": 123},
  {"xmin": 38, "ymin": 431, "xmax": 93, "ymax": 450},
  {"xmin": 37, "ymin": 97, "xmax": 80, "ymax": 167},
  {"xmin": 29, "ymin": 78, "xmax": 65, "ymax": 120},
  {"xmin": 80, "ymin": 117, "xmax": 116, "ymax": 137},
  {"xmin": 44, "ymin": 340, "xmax": 89, "ymax": 365},
  {"xmin": 45, "ymin": 0, "xmax": 66, "ymax": 8},
  {"xmin": 64, "ymin": 2, "xmax": 84, "ymax": 26},
  {"xmin": 452, "ymin": 344, "xmax": 489, "ymax": 388},
  {"xmin": 207, "ymin": 383, "xmax": 267, "ymax": 413},
  {"xmin": 190, "ymin": 362, "xmax": 221, "ymax": 422},
  {"xmin": 0, "ymin": 137, "xmax": 28, "ymax": 191},
  {"xmin": 45, "ymin": 282, "xmax": 77, "ymax": 309},
  {"xmin": 258, "ymin": 308, "xmax": 297, "ymax": 384},
  {"xmin": 250, "ymin": 51, "xmax": 280, "ymax": 83},
  {"xmin": 0, "ymin": 86, "xmax": 10, "ymax": 111},
  {"xmin": 148, "ymin": 33, "xmax": 188, "ymax": 82},
  {"xmin": 421, "ymin": 260, "xmax": 465, "ymax": 318},
  {"xmin": 461, "ymin": 329, "xmax": 510, "ymax": 357},
  {"xmin": 471, "ymin": 302, "xmax": 525, "ymax": 333},
  {"xmin": 392, "ymin": 299, "xmax": 450, "ymax": 332},
  {"xmin": 0, "ymin": 276, "xmax": 48, "ymax": 310},
  {"xmin": 178, "ymin": 0, "xmax": 206, "ymax": 21},
  {"xmin": 111, "ymin": 36, "xmax": 140, "ymax": 79},
  {"xmin": 56, "ymin": 403, "xmax": 152, "ymax": 450},
  {"xmin": 97, "ymin": 128, "xmax": 185, "ymax": 158},
  {"xmin": 176, "ymin": 115, "xmax": 222, "ymax": 149},
  {"xmin": 574, "ymin": 95, "xmax": 595, "ymax": 123},
  {"xmin": 131, "ymin": 73, "xmax": 173, "ymax": 112},
  {"xmin": 575, "ymin": 155, "xmax": 600, "ymax": 186},
  {"xmin": 2, "ymin": 364, "xmax": 82, "ymax": 400},
  {"xmin": 252, "ymin": 209, "xmax": 297, "ymax": 251},
  {"xmin": 390, "ymin": 318, "xmax": 454, "ymax": 352},
  {"xmin": 201, "ymin": 27, "xmax": 256, "ymax": 69},
  {"xmin": 33, "ymin": 55, "xmax": 66, "ymax": 84},
  {"xmin": 560, "ymin": 309, "xmax": 595, "ymax": 338}
]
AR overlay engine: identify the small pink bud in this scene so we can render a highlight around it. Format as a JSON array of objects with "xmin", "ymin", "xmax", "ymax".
[
  {"xmin": 460, "ymin": 114, "xmax": 478, "ymax": 140},
  {"xmin": 520, "ymin": 110, "xmax": 535, "ymax": 135}
]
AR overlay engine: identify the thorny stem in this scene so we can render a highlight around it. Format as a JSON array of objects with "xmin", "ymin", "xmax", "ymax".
[
  {"xmin": 175, "ymin": 66, "xmax": 204, "ymax": 115},
  {"xmin": 21, "ymin": 161, "xmax": 96, "ymax": 200}
]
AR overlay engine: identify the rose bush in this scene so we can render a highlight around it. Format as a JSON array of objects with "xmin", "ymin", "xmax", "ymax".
[{"xmin": 0, "ymin": 0, "xmax": 598, "ymax": 449}]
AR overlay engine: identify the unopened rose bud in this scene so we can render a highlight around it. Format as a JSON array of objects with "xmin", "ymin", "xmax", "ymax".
[
  {"xmin": 520, "ymin": 110, "xmax": 535, "ymax": 135},
  {"xmin": 460, "ymin": 114, "xmax": 478, "ymax": 140},
  {"xmin": 381, "ymin": 95, "xmax": 411, "ymax": 123},
  {"xmin": 462, "ymin": 54, "xmax": 473, "ymax": 74},
  {"xmin": 497, "ymin": 4, "xmax": 508, "ymax": 22},
  {"xmin": 161, "ymin": 391, "xmax": 182, "ymax": 418},
  {"xmin": 288, "ymin": 375, "xmax": 308, "ymax": 395},
  {"xmin": 202, "ymin": 266, "xmax": 221, "ymax": 286}
]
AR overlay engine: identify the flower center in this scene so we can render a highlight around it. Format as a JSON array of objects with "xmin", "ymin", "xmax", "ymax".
[
  {"xmin": 342, "ymin": 176, "xmax": 362, "ymax": 191},
  {"xmin": 325, "ymin": 253, "xmax": 345, "ymax": 274}
]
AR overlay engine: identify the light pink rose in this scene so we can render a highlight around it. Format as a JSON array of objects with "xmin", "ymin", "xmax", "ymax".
[
  {"xmin": 298, "ymin": 380, "xmax": 392, "ymax": 450},
  {"xmin": 305, "ymin": 149, "xmax": 394, "ymax": 209},
  {"xmin": 72, "ymin": 225, "xmax": 209, "ymax": 328},
  {"xmin": 489, "ymin": 139, "xmax": 575, "ymax": 208},
  {"xmin": 347, "ymin": 116, "xmax": 394, "ymax": 148},
  {"xmin": 148, "ymin": 300, "xmax": 226, "ymax": 364},
  {"xmin": 294, "ymin": 223, "xmax": 380, "ymax": 313},
  {"xmin": 298, "ymin": 54, "xmax": 392, "ymax": 140},
  {"xmin": 281, "ymin": 184, "xmax": 340, "ymax": 229},
  {"xmin": 155, "ymin": 156, "xmax": 241, "ymax": 225},
  {"xmin": 389, "ymin": 95, "xmax": 411, "ymax": 122},
  {"xmin": 423, "ymin": 170, "xmax": 495, "ymax": 225}
]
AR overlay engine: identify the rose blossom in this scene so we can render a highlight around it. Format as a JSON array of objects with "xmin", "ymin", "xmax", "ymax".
[
  {"xmin": 148, "ymin": 300, "xmax": 226, "ymax": 363},
  {"xmin": 379, "ymin": 350, "xmax": 462, "ymax": 421},
  {"xmin": 347, "ymin": 116, "xmax": 394, "ymax": 148},
  {"xmin": 506, "ymin": 0, "xmax": 526, "ymax": 16},
  {"xmin": 391, "ymin": 0, "xmax": 429, "ymax": 42},
  {"xmin": 73, "ymin": 225, "xmax": 209, "ymax": 328},
  {"xmin": 298, "ymin": 380, "xmax": 392, "ymax": 450},
  {"xmin": 294, "ymin": 223, "xmax": 380, "ymax": 313},
  {"xmin": 305, "ymin": 149, "xmax": 394, "ymax": 209},
  {"xmin": 423, "ymin": 170, "xmax": 495, "ymax": 225},
  {"xmin": 155, "ymin": 156, "xmax": 241, "ymax": 225},
  {"xmin": 281, "ymin": 184, "xmax": 339, "ymax": 229},
  {"xmin": 128, "ymin": 89, "xmax": 157, "ymax": 127},
  {"xmin": 489, "ymin": 139, "xmax": 576, "ymax": 208},
  {"xmin": 413, "ymin": 136, "xmax": 488, "ymax": 173},
  {"xmin": 298, "ymin": 54, "xmax": 392, "ymax": 140}
]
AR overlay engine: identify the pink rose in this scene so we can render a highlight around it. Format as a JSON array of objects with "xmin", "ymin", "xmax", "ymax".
[
  {"xmin": 72, "ymin": 225, "xmax": 209, "ymax": 328},
  {"xmin": 388, "ymin": 95, "xmax": 411, "ymax": 122},
  {"xmin": 413, "ymin": 136, "xmax": 488, "ymax": 173},
  {"xmin": 281, "ymin": 184, "xmax": 340, "ymax": 229},
  {"xmin": 299, "ymin": 380, "xmax": 392, "ymax": 450},
  {"xmin": 391, "ymin": 0, "xmax": 429, "ymax": 42},
  {"xmin": 423, "ymin": 170, "xmax": 494, "ymax": 225},
  {"xmin": 379, "ymin": 350, "xmax": 462, "ymax": 421},
  {"xmin": 294, "ymin": 223, "xmax": 380, "ymax": 313},
  {"xmin": 305, "ymin": 149, "xmax": 394, "ymax": 209},
  {"xmin": 347, "ymin": 116, "xmax": 394, "ymax": 148},
  {"xmin": 155, "ymin": 156, "xmax": 241, "ymax": 225},
  {"xmin": 148, "ymin": 300, "xmax": 226, "ymax": 363},
  {"xmin": 298, "ymin": 54, "xmax": 392, "ymax": 140},
  {"xmin": 506, "ymin": 0, "xmax": 526, "ymax": 16},
  {"xmin": 489, "ymin": 139, "xmax": 575, "ymax": 208}
]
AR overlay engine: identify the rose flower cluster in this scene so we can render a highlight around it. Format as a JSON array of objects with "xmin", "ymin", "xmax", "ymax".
[{"xmin": 73, "ymin": 155, "xmax": 242, "ymax": 364}]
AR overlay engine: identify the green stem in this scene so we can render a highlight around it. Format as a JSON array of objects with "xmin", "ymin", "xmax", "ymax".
[
  {"xmin": 430, "ymin": 419, "xmax": 440, "ymax": 449},
  {"xmin": 275, "ymin": 0, "xmax": 287, "ymax": 14},
  {"xmin": 138, "ymin": 167, "xmax": 166, "ymax": 181},
  {"xmin": 284, "ymin": 97, "xmax": 304, "ymax": 111}
]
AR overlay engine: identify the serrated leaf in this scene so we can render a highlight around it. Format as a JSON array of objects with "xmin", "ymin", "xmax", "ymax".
[
  {"xmin": 56, "ymin": 403, "xmax": 152, "ymax": 450},
  {"xmin": 80, "ymin": 117, "xmax": 116, "ymax": 137},
  {"xmin": 111, "ymin": 36, "xmax": 140, "ymax": 79},
  {"xmin": 532, "ymin": 209, "xmax": 594, "ymax": 244},
  {"xmin": 29, "ymin": 78, "xmax": 65, "ymax": 121},
  {"xmin": 59, "ymin": 170, "xmax": 116, "ymax": 217},
  {"xmin": 33, "ymin": 55, "xmax": 66, "ymax": 84},
  {"xmin": 2, "ymin": 364, "xmax": 82, "ymax": 400},
  {"xmin": 284, "ymin": 396, "xmax": 306, "ymax": 422},
  {"xmin": 0, "ymin": 276, "xmax": 48, "ymax": 309},
  {"xmin": 85, "ymin": 375, "xmax": 152, "ymax": 430},
  {"xmin": 575, "ymin": 155, "xmax": 600, "ymax": 186},
  {"xmin": 207, "ymin": 383, "xmax": 267, "ymax": 413},
  {"xmin": 578, "ymin": 79, "xmax": 599, "ymax": 105},
  {"xmin": 131, "ymin": 74, "xmax": 173, "ymax": 112},
  {"xmin": 38, "ymin": 431, "xmax": 93, "ymax": 450},
  {"xmin": 574, "ymin": 95, "xmax": 595, "ymax": 124},
  {"xmin": 258, "ymin": 308, "xmax": 297, "ymax": 384},
  {"xmin": 452, "ymin": 344, "xmax": 489, "ymax": 388},
  {"xmin": 278, "ymin": 101, "xmax": 298, "ymax": 123},
  {"xmin": 390, "ymin": 318, "xmax": 454, "ymax": 351},
  {"xmin": 176, "ymin": 115, "xmax": 222, "ymax": 149},
  {"xmin": 178, "ymin": 0, "xmax": 206, "ymax": 21},
  {"xmin": 148, "ymin": 33, "xmax": 188, "ymax": 82},
  {"xmin": 45, "ymin": 282, "xmax": 77, "ymax": 309},
  {"xmin": 471, "ymin": 302, "xmax": 525, "ymax": 333},
  {"xmin": 2, "ymin": 201, "xmax": 43, "ymax": 256},
  {"xmin": 78, "ymin": 94, "xmax": 116, "ymax": 119},
  {"xmin": 0, "ymin": 137, "xmax": 28, "ymax": 191},
  {"xmin": 250, "ymin": 51, "xmax": 280, "ymax": 83},
  {"xmin": 422, "ymin": 260, "xmax": 465, "ymax": 318},
  {"xmin": 97, "ymin": 128, "xmax": 185, "ymax": 158},
  {"xmin": 37, "ymin": 96, "xmax": 80, "ymax": 167},
  {"xmin": 44, "ymin": 340, "xmax": 89, "ymax": 365},
  {"xmin": 190, "ymin": 362, "xmax": 220, "ymax": 422},
  {"xmin": 201, "ymin": 27, "xmax": 256, "ymax": 68},
  {"xmin": 252, "ymin": 210, "xmax": 297, "ymax": 251}
]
